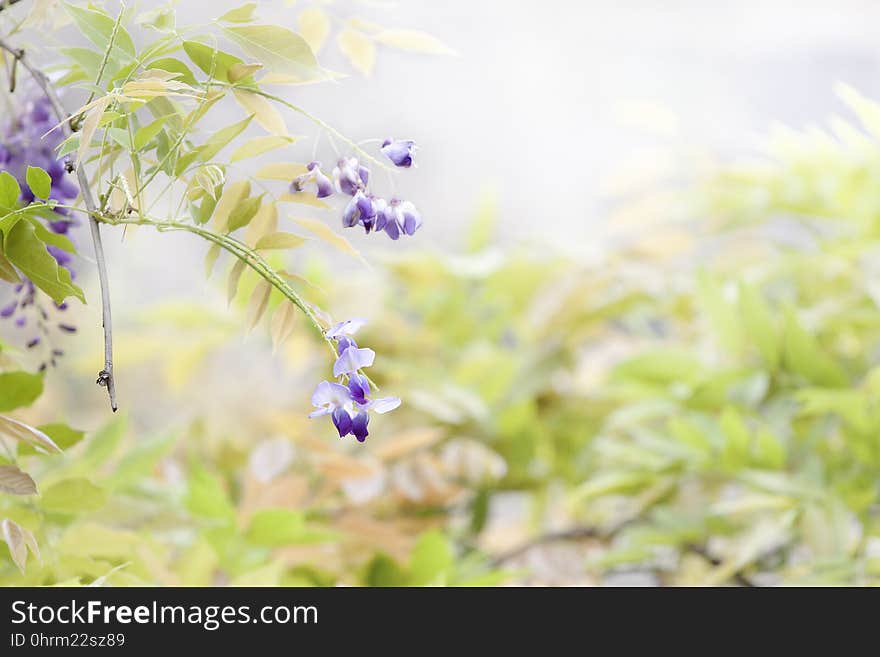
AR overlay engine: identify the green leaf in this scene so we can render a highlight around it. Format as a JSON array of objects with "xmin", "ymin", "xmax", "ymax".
[
  {"xmin": 254, "ymin": 231, "xmax": 306, "ymax": 250},
  {"xmin": 3, "ymin": 220, "xmax": 85, "ymax": 304},
  {"xmin": 133, "ymin": 115, "xmax": 171, "ymax": 151},
  {"xmin": 27, "ymin": 216, "xmax": 76, "ymax": 256},
  {"xmin": 105, "ymin": 127, "xmax": 133, "ymax": 151},
  {"xmin": 720, "ymin": 406, "xmax": 750, "ymax": 468},
  {"xmin": 697, "ymin": 271, "xmax": 744, "ymax": 354},
  {"xmin": 0, "ymin": 371, "xmax": 43, "ymax": 412},
  {"xmin": 106, "ymin": 433, "xmax": 176, "ymax": 489},
  {"xmin": 409, "ymin": 531, "xmax": 454, "ymax": 585},
  {"xmin": 145, "ymin": 58, "xmax": 198, "ymax": 87},
  {"xmin": 25, "ymin": 167, "xmax": 51, "ymax": 200},
  {"xmin": 222, "ymin": 25, "xmax": 321, "ymax": 80},
  {"xmin": 217, "ymin": 3, "xmax": 258, "ymax": 23},
  {"xmin": 0, "ymin": 251, "xmax": 19, "ymax": 283},
  {"xmin": 184, "ymin": 464, "xmax": 234, "ymax": 522},
  {"xmin": 226, "ymin": 195, "xmax": 263, "ymax": 233},
  {"xmin": 59, "ymin": 47, "xmax": 103, "ymax": 80},
  {"xmin": 246, "ymin": 509, "xmax": 334, "ymax": 546},
  {"xmin": 204, "ymin": 243, "xmax": 222, "ymax": 278},
  {"xmin": 64, "ymin": 3, "xmax": 135, "ymax": 59},
  {"xmin": 32, "ymin": 423, "xmax": 84, "ymax": 452},
  {"xmin": 782, "ymin": 308, "xmax": 847, "ymax": 387},
  {"xmin": 198, "ymin": 115, "xmax": 253, "ymax": 162},
  {"xmin": 0, "ymin": 171, "xmax": 21, "ymax": 210},
  {"xmin": 739, "ymin": 283, "xmax": 779, "ymax": 370},
  {"xmin": 183, "ymin": 41, "xmax": 254, "ymax": 84},
  {"xmin": 0, "ymin": 416, "xmax": 61, "ymax": 454},
  {"xmin": 81, "ymin": 415, "xmax": 127, "ymax": 471},
  {"xmin": 138, "ymin": 6, "xmax": 176, "ymax": 33},
  {"xmin": 362, "ymin": 553, "xmax": 407, "ymax": 586},
  {"xmin": 41, "ymin": 478, "xmax": 107, "ymax": 514}
]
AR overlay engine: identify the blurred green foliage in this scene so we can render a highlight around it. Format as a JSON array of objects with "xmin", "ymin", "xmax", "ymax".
[{"xmin": 5, "ymin": 86, "xmax": 880, "ymax": 586}]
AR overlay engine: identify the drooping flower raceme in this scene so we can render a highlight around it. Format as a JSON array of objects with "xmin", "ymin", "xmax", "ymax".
[
  {"xmin": 290, "ymin": 142, "xmax": 423, "ymax": 241},
  {"xmin": 0, "ymin": 94, "xmax": 79, "ymax": 367},
  {"xmin": 310, "ymin": 319, "xmax": 400, "ymax": 442}
]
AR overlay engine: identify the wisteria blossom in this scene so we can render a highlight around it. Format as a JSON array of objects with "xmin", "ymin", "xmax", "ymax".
[
  {"xmin": 0, "ymin": 95, "xmax": 79, "ymax": 367},
  {"xmin": 380, "ymin": 138, "xmax": 417, "ymax": 168},
  {"xmin": 310, "ymin": 319, "xmax": 400, "ymax": 442},
  {"xmin": 291, "ymin": 142, "xmax": 423, "ymax": 241}
]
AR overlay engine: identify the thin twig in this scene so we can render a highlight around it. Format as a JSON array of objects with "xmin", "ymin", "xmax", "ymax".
[
  {"xmin": 0, "ymin": 0, "xmax": 25, "ymax": 13},
  {"xmin": 0, "ymin": 40, "xmax": 118, "ymax": 411}
]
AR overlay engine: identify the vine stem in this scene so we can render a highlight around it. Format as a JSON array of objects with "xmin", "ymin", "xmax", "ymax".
[
  {"xmin": 93, "ymin": 214, "xmax": 340, "ymax": 359},
  {"xmin": 0, "ymin": 39, "xmax": 118, "ymax": 411}
]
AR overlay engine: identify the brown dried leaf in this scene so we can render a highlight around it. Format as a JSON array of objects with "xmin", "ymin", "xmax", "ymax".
[{"xmin": 0, "ymin": 465, "xmax": 38, "ymax": 495}]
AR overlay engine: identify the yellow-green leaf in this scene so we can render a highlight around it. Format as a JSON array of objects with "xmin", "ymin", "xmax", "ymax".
[
  {"xmin": 223, "ymin": 24, "xmax": 321, "ymax": 81},
  {"xmin": 337, "ymin": 28, "xmax": 375, "ymax": 76},
  {"xmin": 227, "ymin": 258, "xmax": 247, "ymax": 305},
  {"xmin": 254, "ymin": 231, "xmax": 307, "ymax": 251},
  {"xmin": 270, "ymin": 301, "xmax": 296, "ymax": 351},
  {"xmin": 0, "ymin": 415, "xmax": 61, "ymax": 454},
  {"xmin": 199, "ymin": 114, "xmax": 253, "ymax": 161},
  {"xmin": 255, "ymin": 162, "xmax": 308, "ymax": 181},
  {"xmin": 245, "ymin": 201, "xmax": 278, "ymax": 246},
  {"xmin": 293, "ymin": 217, "xmax": 361, "ymax": 258},
  {"xmin": 211, "ymin": 180, "xmax": 251, "ymax": 232},
  {"xmin": 41, "ymin": 478, "xmax": 107, "ymax": 514},
  {"xmin": 299, "ymin": 7, "xmax": 330, "ymax": 53},
  {"xmin": 245, "ymin": 278, "xmax": 272, "ymax": 331},
  {"xmin": 277, "ymin": 191, "xmax": 330, "ymax": 208},
  {"xmin": 231, "ymin": 136, "xmax": 296, "ymax": 162},
  {"xmin": 204, "ymin": 243, "xmax": 221, "ymax": 278},
  {"xmin": 217, "ymin": 2, "xmax": 258, "ymax": 23},
  {"xmin": 233, "ymin": 89, "xmax": 287, "ymax": 136}
]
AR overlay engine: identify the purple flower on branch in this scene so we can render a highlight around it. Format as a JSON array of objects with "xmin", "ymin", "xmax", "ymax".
[
  {"xmin": 381, "ymin": 138, "xmax": 416, "ymax": 168},
  {"xmin": 309, "ymin": 318, "xmax": 400, "ymax": 442}
]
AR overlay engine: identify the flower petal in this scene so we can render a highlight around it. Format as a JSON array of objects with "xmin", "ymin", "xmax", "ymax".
[
  {"xmin": 351, "ymin": 411, "xmax": 370, "ymax": 442},
  {"xmin": 333, "ymin": 347, "xmax": 376, "ymax": 377}
]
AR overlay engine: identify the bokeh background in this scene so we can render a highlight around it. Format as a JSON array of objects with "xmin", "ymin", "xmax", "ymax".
[{"xmin": 4, "ymin": 0, "xmax": 880, "ymax": 585}]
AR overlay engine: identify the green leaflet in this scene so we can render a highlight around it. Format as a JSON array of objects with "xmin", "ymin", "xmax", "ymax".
[
  {"xmin": 222, "ymin": 25, "xmax": 321, "ymax": 81},
  {"xmin": 0, "ymin": 372, "xmax": 43, "ymax": 412},
  {"xmin": 3, "ymin": 220, "xmax": 85, "ymax": 305},
  {"xmin": 64, "ymin": 3, "xmax": 135, "ymax": 60},
  {"xmin": 182, "ymin": 41, "xmax": 255, "ymax": 85},
  {"xmin": 25, "ymin": 167, "xmax": 51, "ymax": 200}
]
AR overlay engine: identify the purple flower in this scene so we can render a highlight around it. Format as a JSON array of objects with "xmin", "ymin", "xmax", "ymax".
[
  {"xmin": 292, "ymin": 161, "xmax": 334, "ymax": 199},
  {"xmin": 333, "ymin": 157, "xmax": 370, "ymax": 196},
  {"xmin": 381, "ymin": 138, "xmax": 416, "ymax": 168},
  {"xmin": 343, "ymin": 190, "xmax": 380, "ymax": 232},
  {"xmin": 310, "ymin": 318, "xmax": 401, "ymax": 442},
  {"xmin": 376, "ymin": 198, "xmax": 422, "ymax": 239},
  {"xmin": 309, "ymin": 377, "xmax": 399, "ymax": 443},
  {"xmin": 325, "ymin": 318, "xmax": 368, "ymax": 339},
  {"xmin": 333, "ymin": 344, "xmax": 376, "ymax": 377}
]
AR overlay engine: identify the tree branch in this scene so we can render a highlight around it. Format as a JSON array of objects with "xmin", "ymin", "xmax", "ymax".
[
  {"xmin": 0, "ymin": 1, "xmax": 25, "ymax": 13},
  {"xmin": 0, "ymin": 40, "xmax": 118, "ymax": 411},
  {"xmin": 490, "ymin": 525, "xmax": 756, "ymax": 587}
]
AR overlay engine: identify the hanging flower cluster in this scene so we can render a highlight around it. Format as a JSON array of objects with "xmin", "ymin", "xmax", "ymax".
[
  {"xmin": 291, "ymin": 138, "xmax": 422, "ymax": 241},
  {"xmin": 0, "ymin": 95, "xmax": 79, "ymax": 367},
  {"xmin": 310, "ymin": 319, "xmax": 400, "ymax": 442}
]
